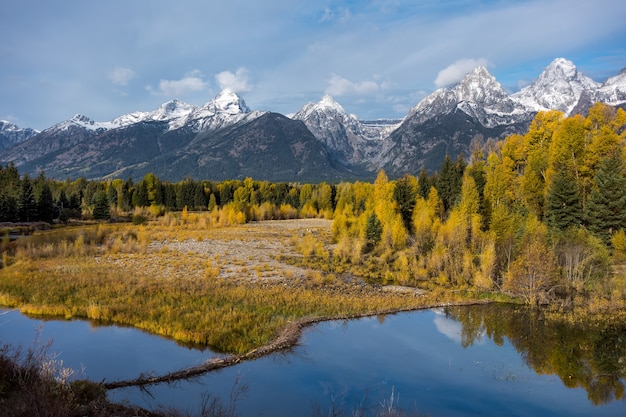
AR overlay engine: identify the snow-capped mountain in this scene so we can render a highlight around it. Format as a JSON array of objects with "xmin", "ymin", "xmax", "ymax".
[
  {"xmin": 0, "ymin": 120, "xmax": 39, "ymax": 150},
  {"xmin": 1, "ymin": 57, "xmax": 625, "ymax": 182},
  {"xmin": 41, "ymin": 89, "xmax": 259, "ymax": 136},
  {"xmin": 292, "ymin": 95, "xmax": 400, "ymax": 165},
  {"xmin": 408, "ymin": 66, "xmax": 532, "ymax": 129},
  {"xmin": 597, "ymin": 67, "xmax": 626, "ymax": 105},
  {"xmin": 0, "ymin": 89, "xmax": 267, "ymax": 176},
  {"xmin": 572, "ymin": 66, "xmax": 626, "ymax": 115},
  {"xmin": 511, "ymin": 58, "xmax": 600, "ymax": 115},
  {"xmin": 375, "ymin": 66, "xmax": 537, "ymax": 175}
]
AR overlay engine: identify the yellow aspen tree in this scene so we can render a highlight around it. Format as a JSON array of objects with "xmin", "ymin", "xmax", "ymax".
[
  {"xmin": 390, "ymin": 214, "xmax": 408, "ymax": 250},
  {"xmin": 546, "ymin": 114, "xmax": 586, "ymax": 185},
  {"xmin": 489, "ymin": 202, "xmax": 522, "ymax": 283},
  {"xmin": 436, "ymin": 207, "xmax": 467, "ymax": 286},
  {"xmin": 412, "ymin": 196, "xmax": 436, "ymax": 255},
  {"xmin": 474, "ymin": 239, "xmax": 496, "ymax": 290},
  {"xmin": 517, "ymin": 111, "xmax": 564, "ymax": 218},
  {"xmin": 426, "ymin": 186, "xmax": 444, "ymax": 220},
  {"xmin": 500, "ymin": 133, "xmax": 526, "ymax": 174},
  {"xmin": 373, "ymin": 169, "xmax": 395, "ymax": 226},
  {"xmin": 334, "ymin": 182, "xmax": 355, "ymax": 214},
  {"xmin": 504, "ymin": 216, "xmax": 559, "ymax": 304},
  {"xmin": 484, "ymin": 152, "xmax": 518, "ymax": 215},
  {"xmin": 374, "ymin": 170, "xmax": 404, "ymax": 251},
  {"xmin": 582, "ymin": 104, "xmax": 623, "ymax": 198}
]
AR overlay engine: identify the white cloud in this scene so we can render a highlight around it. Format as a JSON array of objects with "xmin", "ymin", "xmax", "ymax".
[
  {"xmin": 108, "ymin": 67, "xmax": 136, "ymax": 86},
  {"xmin": 146, "ymin": 70, "xmax": 208, "ymax": 97},
  {"xmin": 325, "ymin": 74, "xmax": 388, "ymax": 96},
  {"xmin": 320, "ymin": 6, "xmax": 352, "ymax": 23},
  {"xmin": 434, "ymin": 58, "xmax": 492, "ymax": 88},
  {"xmin": 215, "ymin": 67, "xmax": 252, "ymax": 93}
]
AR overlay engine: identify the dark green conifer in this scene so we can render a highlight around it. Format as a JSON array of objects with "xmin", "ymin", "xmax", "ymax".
[
  {"xmin": 18, "ymin": 175, "xmax": 37, "ymax": 222},
  {"xmin": 92, "ymin": 190, "xmax": 110, "ymax": 220},
  {"xmin": 545, "ymin": 170, "xmax": 582, "ymax": 231},
  {"xmin": 394, "ymin": 174, "xmax": 419, "ymax": 233},
  {"xmin": 436, "ymin": 154, "xmax": 466, "ymax": 214},
  {"xmin": 365, "ymin": 212, "xmax": 382, "ymax": 250},
  {"xmin": 585, "ymin": 151, "xmax": 626, "ymax": 244}
]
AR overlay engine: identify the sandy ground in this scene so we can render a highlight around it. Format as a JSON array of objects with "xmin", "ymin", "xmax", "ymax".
[
  {"xmin": 100, "ymin": 217, "xmax": 425, "ymax": 296},
  {"xmin": 146, "ymin": 218, "xmax": 332, "ymax": 283}
]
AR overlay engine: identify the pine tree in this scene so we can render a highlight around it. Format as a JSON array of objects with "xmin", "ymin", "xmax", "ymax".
[
  {"xmin": 417, "ymin": 168, "xmax": 432, "ymax": 199},
  {"xmin": 0, "ymin": 190, "xmax": 18, "ymax": 222},
  {"xmin": 585, "ymin": 151, "xmax": 626, "ymax": 244},
  {"xmin": 193, "ymin": 183, "xmax": 208, "ymax": 210},
  {"xmin": 132, "ymin": 181, "xmax": 149, "ymax": 207},
  {"xmin": 545, "ymin": 170, "xmax": 582, "ymax": 231},
  {"xmin": 35, "ymin": 179, "xmax": 55, "ymax": 223},
  {"xmin": 92, "ymin": 191, "xmax": 110, "ymax": 220},
  {"xmin": 18, "ymin": 175, "xmax": 37, "ymax": 222},
  {"xmin": 436, "ymin": 154, "xmax": 466, "ymax": 214},
  {"xmin": 365, "ymin": 212, "xmax": 382, "ymax": 250},
  {"xmin": 393, "ymin": 174, "xmax": 419, "ymax": 233}
]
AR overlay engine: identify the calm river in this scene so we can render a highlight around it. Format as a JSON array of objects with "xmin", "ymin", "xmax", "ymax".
[{"xmin": 1, "ymin": 304, "xmax": 624, "ymax": 416}]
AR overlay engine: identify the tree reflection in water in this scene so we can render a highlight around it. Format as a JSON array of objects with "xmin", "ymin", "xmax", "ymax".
[{"xmin": 443, "ymin": 304, "xmax": 626, "ymax": 405}]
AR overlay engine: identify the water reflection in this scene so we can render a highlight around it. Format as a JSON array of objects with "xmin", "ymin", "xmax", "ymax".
[
  {"xmin": 2, "ymin": 305, "xmax": 625, "ymax": 415},
  {"xmin": 443, "ymin": 304, "xmax": 626, "ymax": 405},
  {"xmin": 432, "ymin": 308, "xmax": 486, "ymax": 345}
]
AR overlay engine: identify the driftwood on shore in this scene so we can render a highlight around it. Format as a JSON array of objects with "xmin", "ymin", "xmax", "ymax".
[{"xmin": 103, "ymin": 301, "xmax": 488, "ymax": 390}]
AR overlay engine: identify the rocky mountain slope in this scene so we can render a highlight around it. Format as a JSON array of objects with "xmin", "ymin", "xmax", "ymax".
[
  {"xmin": 1, "ymin": 58, "xmax": 624, "ymax": 182},
  {"xmin": 0, "ymin": 121, "xmax": 39, "ymax": 151}
]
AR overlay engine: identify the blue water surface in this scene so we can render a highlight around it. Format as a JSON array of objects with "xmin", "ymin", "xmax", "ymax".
[{"xmin": 1, "ymin": 307, "xmax": 624, "ymax": 416}]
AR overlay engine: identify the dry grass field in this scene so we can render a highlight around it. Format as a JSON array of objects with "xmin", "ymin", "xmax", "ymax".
[{"xmin": 0, "ymin": 216, "xmax": 445, "ymax": 355}]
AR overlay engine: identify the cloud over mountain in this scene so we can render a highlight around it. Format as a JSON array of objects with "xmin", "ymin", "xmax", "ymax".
[
  {"xmin": 147, "ymin": 70, "xmax": 208, "ymax": 97},
  {"xmin": 435, "ymin": 58, "xmax": 492, "ymax": 88}
]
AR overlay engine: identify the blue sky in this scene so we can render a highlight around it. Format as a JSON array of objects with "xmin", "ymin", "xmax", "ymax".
[{"xmin": 2, "ymin": 0, "xmax": 626, "ymax": 130}]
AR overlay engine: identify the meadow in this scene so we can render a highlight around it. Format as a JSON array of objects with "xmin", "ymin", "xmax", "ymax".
[{"xmin": 0, "ymin": 212, "xmax": 474, "ymax": 355}]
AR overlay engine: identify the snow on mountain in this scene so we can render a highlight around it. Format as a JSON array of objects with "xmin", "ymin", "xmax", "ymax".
[
  {"xmin": 294, "ymin": 95, "xmax": 399, "ymax": 141},
  {"xmin": 292, "ymin": 95, "xmax": 363, "ymax": 163},
  {"xmin": 41, "ymin": 89, "xmax": 260, "ymax": 136},
  {"xmin": 511, "ymin": 58, "xmax": 600, "ymax": 115},
  {"xmin": 596, "ymin": 67, "xmax": 626, "ymax": 105},
  {"xmin": 293, "ymin": 95, "xmax": 400, "ymax": 165},
  {"xmin": 409, "ymin": 66, "xmax": 531, "ymax": 128},
  {"xmin": 0, "ymin": 120, "xmax": 39, "ymax": 150},
  {"xmin": 211, "ymin": 88, "xmax": 251, "ymax": 114}
]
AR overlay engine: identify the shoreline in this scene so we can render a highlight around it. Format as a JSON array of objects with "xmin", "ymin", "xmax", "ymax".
[{"xmin": 103, "ymin": 299, "xmax": 492, "ymax": 390}]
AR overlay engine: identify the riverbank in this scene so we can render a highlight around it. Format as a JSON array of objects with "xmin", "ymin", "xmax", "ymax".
[
  {"xmin": 3, "ymin": 216, "xmax": 622, "ymax": 396},
  {"xmin": 0, "ymin": 217, "xmax": 500, "ymax": 416},
  {"xmin": 103, "ymin": 298, "xmax": 492, "ymax": 390},
  {"xmin": 0, "ymin": 218, "xmax": 489, "ymax": 355}
]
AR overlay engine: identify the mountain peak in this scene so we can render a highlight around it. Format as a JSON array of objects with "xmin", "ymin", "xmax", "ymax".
[
  {"xmin": 211, "ymin": 89, "xmax": 251, "ymax": 114},
  {"xmin": 511, "ymin": 58, "xmax": 600, "ymax": 114},
  {"xmin": 317, "ymin": 95, "xmax": 347, "ymax": 113},
  {"xmin": 71, "ymin": 114, "xmax": 94, "ymax": 124},
  {"xmin": 0, "ymin": 120, "xmax": 39, "ymax": 149},
  {"xmin": 456, "ymin": 65, "xmax": 508, "ymax": 103},
  {"xmin": 292, "ymin": 95, "xmax": 350, "ymax": 122},
  {"xmin": 153, "ymin": 99, "xmax": 195, "ymax": 121},
  {"xmin": 469, "ymin": 65, "xmax": 492, "ymax": 78},
  {"xmin": 545, "ymin": 57, "xmax": 577, "ymax": 79}
]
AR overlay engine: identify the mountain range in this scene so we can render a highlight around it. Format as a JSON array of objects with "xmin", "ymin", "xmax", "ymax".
[{"xmin": 1, "ymin": 58, "xmax": 625, "ymax": 182}]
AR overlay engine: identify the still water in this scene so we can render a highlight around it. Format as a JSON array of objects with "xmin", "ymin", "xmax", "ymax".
[{"xmin": 1, "ymin": 305, "xmax": 624, "ymax": 416}]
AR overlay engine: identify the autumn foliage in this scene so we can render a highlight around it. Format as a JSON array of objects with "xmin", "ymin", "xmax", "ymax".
[{"xmin": 327, "ymin": 103, "xmax": 626, "ymax": 305}]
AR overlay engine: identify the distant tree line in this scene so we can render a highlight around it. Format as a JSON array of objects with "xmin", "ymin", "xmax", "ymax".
[{"xmin": 0, "ymin": 165, "xmax": 338, "ymax": 223}]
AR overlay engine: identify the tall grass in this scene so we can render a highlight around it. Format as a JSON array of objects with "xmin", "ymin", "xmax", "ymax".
[{"xmin": 0, "ymin": 219, "xmax": 438, "ymax": 354}]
